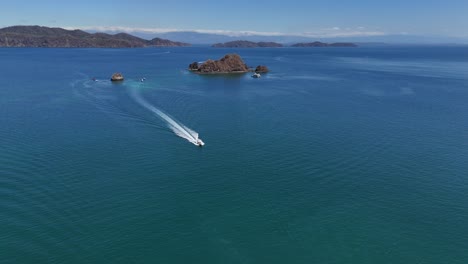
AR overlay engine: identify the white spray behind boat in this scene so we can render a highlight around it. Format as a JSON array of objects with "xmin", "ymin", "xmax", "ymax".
[{"xmin": 130, "ymin": 87, "xmax": 204, "ymax": 147}]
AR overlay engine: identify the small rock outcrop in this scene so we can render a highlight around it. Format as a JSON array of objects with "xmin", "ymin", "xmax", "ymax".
[
  {"xmin": 111, "ymin": 73, "xmax": 124, "ymax": 81},
  {"xmin": 255, "ymin": 65, "xmax": 269, "ymax": 73},
  {"xmin": 189, "ymin": 54, "xmax": 249, "ymax": 74}
]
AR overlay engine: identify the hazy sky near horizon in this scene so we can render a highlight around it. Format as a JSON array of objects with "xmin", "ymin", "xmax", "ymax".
[{"xmin": 1, "ymin": 0, "xmax": 467, "ymax": 37}]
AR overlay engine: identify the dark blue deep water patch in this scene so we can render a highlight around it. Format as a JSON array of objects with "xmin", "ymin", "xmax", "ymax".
[{"xmin": 1, "ymin": 46, "xmax": 468, "ymax": 263}]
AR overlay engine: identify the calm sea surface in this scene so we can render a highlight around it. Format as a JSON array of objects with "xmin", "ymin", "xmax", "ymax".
[{"xmin": 1, "ymin": 46, "xmax": 468, "ymax": 263}]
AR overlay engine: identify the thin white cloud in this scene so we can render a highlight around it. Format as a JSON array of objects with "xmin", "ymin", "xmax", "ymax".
[
  {"xmin": 303, "ymin": 26, "xmax": 385, "ymax": 38},
  {"xmin": 64, "ymin": 26, "xmax": 178, "ymax": 34},
  {"xmin": 195, "ymin": 29, "xmax": 286, "ymax": 37},
  {"xmin": 64, "ymin": 26, "xmax": 386, "ymax": 38},
  {"xmin": 63, "ymin": 26, "xmax": 285, "ymax": 37},
  {"xmin": 302, "ymin": 31, "xmax": 385, "ymax": 38}
]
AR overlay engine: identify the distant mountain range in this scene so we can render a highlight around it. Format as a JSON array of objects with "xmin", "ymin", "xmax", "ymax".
[
  {"xmin": 141, "ymin": 31, "xmax": 468, "ymax": 45},
  {"xmin": 211, "ymin": 40, "xmax": 358, "ymax": 48},
  {"xmin": 140, "ymin": 31, "xmax": 329, "ymax": 45},
  {"xmin": 0, "ymin": 26, "xmax": 190, "ymax": 48},
  {"xmin": 2, "ymin": 26, "xmax": 467, "ymax": 48},
  {"xmin": 212, "ymin": 41, "xmax": 284, "ymax": 48}
]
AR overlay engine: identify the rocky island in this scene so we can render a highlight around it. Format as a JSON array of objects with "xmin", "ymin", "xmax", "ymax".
[
  {"xmin": 212, "ymin": 40, "xmax": 283, "ymax": 48},
  {"xmin": 0, "ymin": 25, "xmax": 190, "ymax": 48},
  {"xmin": 189, "ymin": 54, "xmax": 250, "ymax": 74},
  {"xmin": 110, "ymin": 73, "xmax": 124, "ymax": 82},
  {"xmin": 291, "ymin": 41, "xmax": 357, "ymax": 47},
  {"xmin": 254, "ymin": 65, "xmax": 269, "ymax": 73}
]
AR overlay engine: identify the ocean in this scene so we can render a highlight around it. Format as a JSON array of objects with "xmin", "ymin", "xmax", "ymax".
[{"xmin": 1, "ymin": 46, "xmax": 468, "ymax": 263}]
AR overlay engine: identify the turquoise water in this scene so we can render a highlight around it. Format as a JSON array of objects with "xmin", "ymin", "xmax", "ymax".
[{"xmin": 1, "ymin": 46, "xmax": 468, "ymax": 263}]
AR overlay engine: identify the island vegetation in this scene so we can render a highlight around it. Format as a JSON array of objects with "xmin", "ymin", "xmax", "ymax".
[
  {"xmin": 188, "ymin": 54, "xmax": 250, "ymax": 74},
  {"xmin": 189, "ymin": 54, "xmax": 271, "ymax": 74},
  {"xmin": 0, "ymin": 25, "xmax": 190, "ymax": 48}
]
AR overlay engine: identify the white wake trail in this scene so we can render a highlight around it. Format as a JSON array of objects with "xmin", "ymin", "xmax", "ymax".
[{"xmin": 130, "ymin": 88, "xmax": 201, "ymax": 146}]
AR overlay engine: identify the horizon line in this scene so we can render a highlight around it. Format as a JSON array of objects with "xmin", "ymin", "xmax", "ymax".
[
  {"xmin": 63, "ymin": 25, "xmax": 387, "ymax": 38},
  {"xmin": 2, "ymin": 25, "xmax": 468, "ymax": 43}
]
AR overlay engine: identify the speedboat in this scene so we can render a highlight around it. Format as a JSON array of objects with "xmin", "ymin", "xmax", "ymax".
[
  {"xmin": 252, "ymin": 72, "xmax": 261, "ymax": 78},
  {"xmin": 196, "ymin": 138, "xmax": 205, "ymax": 147}
]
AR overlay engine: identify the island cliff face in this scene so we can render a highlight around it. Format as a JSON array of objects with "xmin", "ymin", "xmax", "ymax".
[
  {"xmin": 0, "ymin": 26, "xmax": 190, "ymax": 48},
  {"xmin": 189, "ymin": 54, "xmax": 249, "ymax": 74},
  {"xmin": 212, "ymin": 40, "xmax": 283, "ymax": 48},
  {"xmin": 291, "ymin": 41, "xmax": 357, "ymax": 47}
]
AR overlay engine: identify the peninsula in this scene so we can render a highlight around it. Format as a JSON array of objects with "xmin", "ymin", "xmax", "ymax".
[
  {"xmin": 0, "ymin": 26, "xmax": 190, "ymax": 48},
  {"xmin": 291, "ymin": 41, "xmax": 357, "ymax": 47},
  {"xmin": 212, "ymin": 40, "xmax": 283, "ymax": 48}
]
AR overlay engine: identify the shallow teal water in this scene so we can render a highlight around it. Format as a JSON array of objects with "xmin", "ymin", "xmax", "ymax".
[{"xmin": 1, "ymin": 46, "xmax": 468, "ymax": 263}]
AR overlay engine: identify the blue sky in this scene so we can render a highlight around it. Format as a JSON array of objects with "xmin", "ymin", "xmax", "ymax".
[{"xmin": 1, "ymin": 0, "xmax": 467, "ymax": 38}]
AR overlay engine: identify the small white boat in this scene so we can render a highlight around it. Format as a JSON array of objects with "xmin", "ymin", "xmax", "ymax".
[
  {"xmin": 252, "ymin": 73, "xmax": 261, "ymax": 78},
  {"xmin": 196, "ymin": 138, "xmax": 205, "ymax": 147}
]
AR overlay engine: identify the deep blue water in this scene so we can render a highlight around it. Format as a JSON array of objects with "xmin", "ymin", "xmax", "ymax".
[{"xmin": 1, "ymin": 46, "xmax": 468, "ymax": 263}]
